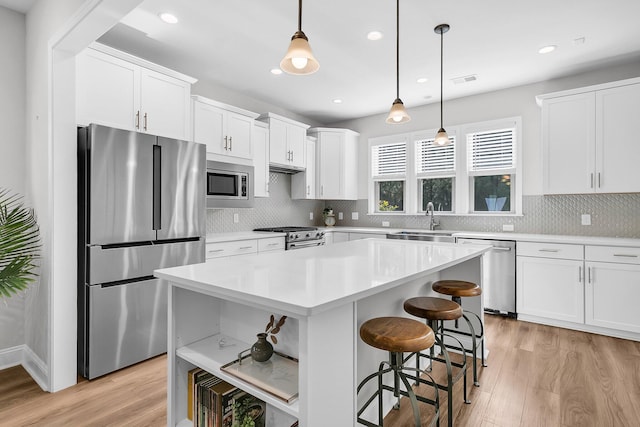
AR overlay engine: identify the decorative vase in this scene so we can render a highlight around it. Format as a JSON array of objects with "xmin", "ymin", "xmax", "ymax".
[
  {"xmin": 251, "ymin": 333, "xmax": 274, "ymax": 362},
  {"xmin": 324, "ymin": 213, "xmax": 336, "ymax": 227}
]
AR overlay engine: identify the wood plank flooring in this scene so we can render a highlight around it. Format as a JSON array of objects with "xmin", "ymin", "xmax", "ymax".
[{"xmin": 1, "ymin": 316, "xmax": 640, "ymax": 426}]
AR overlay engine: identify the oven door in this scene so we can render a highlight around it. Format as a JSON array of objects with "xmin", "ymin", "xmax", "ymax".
[{"xmin": 287, "ymin": 240, "xmax": 325, "ymax": 250}]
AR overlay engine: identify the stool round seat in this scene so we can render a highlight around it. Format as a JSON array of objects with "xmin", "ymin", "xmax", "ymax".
[
  {"xmin": 360, "ymin": 317, "xmax": 435, "ymax": 353},
  {"xmin": 404, "ymin": 296, "xmax": 462, "ymax": 321},
  {"xmin": 433, "ymin": 280, "xmax": 481, "ymax": 297}
]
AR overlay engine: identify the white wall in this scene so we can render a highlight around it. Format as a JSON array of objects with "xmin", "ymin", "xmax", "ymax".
[
  {"xmin": 0, "ymin": 6, "xmax": 27, "ymax": 366},
  {"xmin": 329, "ymin": 59, "xmax": 640, "ymax": 199}
]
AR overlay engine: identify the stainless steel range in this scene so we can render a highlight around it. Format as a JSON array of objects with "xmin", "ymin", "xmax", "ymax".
[{"xmin": 254, "ymin": 226, "xmax": 325, "ymax": 250}]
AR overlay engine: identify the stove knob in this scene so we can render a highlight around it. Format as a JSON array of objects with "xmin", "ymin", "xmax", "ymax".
[
  {"xmin": 319, "ymin": 231, "xmax": 325, "ymax": 237},
  {"xmin": 294, "ymin": 234, "xmax": 299, "ymax": 239},
  {"xmin": 306, "ymin": 233, "xmax": 311, "ymax": 238}
]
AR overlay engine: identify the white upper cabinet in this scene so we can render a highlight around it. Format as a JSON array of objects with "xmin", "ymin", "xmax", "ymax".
[
  {"xmin": 291, "ymin": 136, "xmax": 316, "ymax": 199},
  {"xmin": 252, "ymin": 121, "xmax": 270, "ymax": 198},
  {"xmin": 192, "ymin": 96, "xmax": 258, "ymax": 161},
  {"xmin": 310, "ymin": 127, "xmax": 359, "ymax": 200},
  {"xmin": 76, "ymin": 44, "xmax": 195, "ymax": 140},
  {"xmin": 258, "ymin": 113, "xmax": 310, "ymax": 170},
  {"xmin": 538, "ymin": 78, "xmax": 640, "ymax": 194}
]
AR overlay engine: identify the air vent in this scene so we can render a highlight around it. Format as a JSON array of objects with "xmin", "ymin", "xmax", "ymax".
[{"xmin": 451, "ymin": 74, "xmax": 477, "ymax": 85}]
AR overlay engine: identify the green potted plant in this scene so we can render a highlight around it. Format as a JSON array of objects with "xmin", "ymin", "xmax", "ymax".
[{"xmin": 0, "ymin": 188, "xmax": 40, "ymax": 299}]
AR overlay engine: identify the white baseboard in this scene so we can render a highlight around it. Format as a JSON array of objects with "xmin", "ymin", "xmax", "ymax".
[
  {"xmin": 0, "ymin": 344, "xmax": 49, "ymax": 392},
  {"xmin": 0, "ymin": 345, "xmax": 23, "ymax": 370},
  {"xmin": 22, "ymin": 345, "xmax": 49, "ymax": 392}
]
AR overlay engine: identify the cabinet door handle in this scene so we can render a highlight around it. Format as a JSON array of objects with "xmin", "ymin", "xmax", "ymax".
[
  {"xmin": 143, "ymin": 112, "xmax": 148, "ymax": 131},
  {"xmin": 224, "ymin": 136, "xmax": 228, "ymax": 150},
  {"xmin": 578, "ymin": 266, "xmax": 582, "ymax": 282},
  {"xmin": 538, "ymin": 249, "xmax": 559, "ymax": 253},
  {"xmin": 588, "ymin": 266, "xmax": 592, "ymax": 283},
  {"xmin": 239, "ymin": 246, "xmax": 253, "ymax": 250},
  {"xmin": 307, "ymin": 185, "xmax": 310, "ymax": 195},
  {"xmin": 321, "ymin": 185, "xmax": 324, "ymax": 196},
  {"xmin": 613, "ymin": 253, "xmax": 638, "ymax": 258},
  {"xmin": 597, "ymin": 172, "xmax": 601, "ymax": 188},
  {"xmin": 291, "ymin": 150, "xmax": 294, "ymax": 162},
  {"xmin": 590, "ymin": 173, "xmax": 594, "ymax": 189},
  {"xmin": 229, "ymin": 136, "xmax": 232, "ymax": 150},
  {"xmin": 135, "ymin": 111, "xmax": 140, "ymax": 129}
]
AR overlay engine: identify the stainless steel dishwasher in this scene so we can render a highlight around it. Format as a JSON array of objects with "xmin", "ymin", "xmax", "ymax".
[{"xmin": 457, "ymin": 238, "xmax": 517, "ymax": 318}]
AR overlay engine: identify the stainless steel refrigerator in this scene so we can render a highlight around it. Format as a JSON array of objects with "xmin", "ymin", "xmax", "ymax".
[{"xmin": 77, "ymin": 124, "xmax": 205, "ymax": 379}]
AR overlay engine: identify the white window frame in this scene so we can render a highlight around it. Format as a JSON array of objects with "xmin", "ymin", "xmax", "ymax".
[
  {"xmin": 368, "ymin": 116, "xmax": 522, "ymax": 216},
  {"xmin": 414, "ymin": 130, "xmax": 457, "ymax": 213},
  {"xmin": 368, "ymin": 135, "xmax": 411, "ymax": 214}
]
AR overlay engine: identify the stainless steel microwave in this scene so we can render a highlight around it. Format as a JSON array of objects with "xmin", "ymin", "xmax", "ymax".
[{"xmin": 206, "ymin": 161, "xmax": 254, "ymax": 208}]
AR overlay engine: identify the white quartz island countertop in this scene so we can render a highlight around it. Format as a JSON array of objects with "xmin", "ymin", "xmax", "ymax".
[{"xmin": 155, "ymin": 238, "xmax": 491, "ymax": 317}]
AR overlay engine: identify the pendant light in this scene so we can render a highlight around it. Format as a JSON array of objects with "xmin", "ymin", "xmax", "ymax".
[
  {"xmin": 434, "ymin": 23, "xmax": 451, "ymax": 146},
  {"xmin": 280, "ymin": 0, "xmax": 319, "ymax": 75},
  {"xmin": 385, "ymin": 0, "xmax": 410, "ymax": 124}
]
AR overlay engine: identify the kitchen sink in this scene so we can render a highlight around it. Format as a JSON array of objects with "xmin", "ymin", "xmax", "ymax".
[{"xmin": 385, "ymin": 230, "xmax": 455, "ymax": 243}]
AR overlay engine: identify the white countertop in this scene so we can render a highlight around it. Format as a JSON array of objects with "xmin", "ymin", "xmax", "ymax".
[
  {"xmin": 321, "ymin": 226, "xmax": 640, "ymax": 247},
  {"xmin": 155, "ymin": 239, "xmax": 490, "ymax": 316}
]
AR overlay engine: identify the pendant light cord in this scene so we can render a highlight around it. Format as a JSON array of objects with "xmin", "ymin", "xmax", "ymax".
[
  {"xmin": 395, "ymin": 0, "xmax": 400, "ymax": 99},
  {"xmin": 440, "ymin": 27, "xmax": 444, "ymax": 128},
  {"xmin": 298, "ymin": 0, "xmax": 303, "ymax": 32}
]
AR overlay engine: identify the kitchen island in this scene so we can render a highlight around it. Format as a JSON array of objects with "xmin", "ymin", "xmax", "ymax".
[{"xmin": 155, "ymin": 238, "xmax": 490, "ymax": 427}]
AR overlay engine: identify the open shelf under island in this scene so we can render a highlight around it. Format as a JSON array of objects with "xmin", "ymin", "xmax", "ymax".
[{"xmin": 155, "ymin": 238, "xmax": 490, "ymax": 427}]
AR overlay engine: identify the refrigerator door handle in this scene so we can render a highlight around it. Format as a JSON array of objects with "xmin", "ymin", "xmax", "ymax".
[{"xmin": 153, "ymin": 145, "xmax": 161, "ymax": 230}]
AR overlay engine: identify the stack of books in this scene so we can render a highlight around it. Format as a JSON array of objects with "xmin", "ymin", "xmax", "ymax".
[{"xmin": 188, "ymin": 368, "xmax": 266, "ymax": 427}]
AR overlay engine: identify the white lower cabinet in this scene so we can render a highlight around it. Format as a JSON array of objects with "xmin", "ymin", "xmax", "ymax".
[
  {"xmin": 517, "ymin": 241, "xmax": 640, "ymax": 338},
  {"xmin": 517, "ymin": 254, "xmax": 584, "ymax": 323},
  {"xmin": 206, "ymin": 236, "xmax": 284, "ymax": 260},
  {"xmin": 585, "ymin": 245, "xmax": 640, "ymax": 333}
]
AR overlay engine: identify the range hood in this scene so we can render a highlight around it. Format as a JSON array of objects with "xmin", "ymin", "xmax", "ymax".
[{"xmin": 269, "ymin": 164, "xmax": 304, "ymax": 174}]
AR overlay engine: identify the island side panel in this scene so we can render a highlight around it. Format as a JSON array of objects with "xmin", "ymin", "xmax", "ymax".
[{"xmin": 298, "ymin": 302, "xmax": 356, "ymax": 427}]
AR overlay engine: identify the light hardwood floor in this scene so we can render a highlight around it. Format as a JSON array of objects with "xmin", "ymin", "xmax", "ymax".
[{"xmin": 2, "ymin": 316, "xmax": 640, "ymax": 426}]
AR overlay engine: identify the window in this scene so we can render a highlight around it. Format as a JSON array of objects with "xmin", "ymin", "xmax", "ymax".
[
  {"xmin": 416, "ymin": 136, "xmax": 455, "ymax": 212},
  {"xmin": 371, "ymin": 141, "xmax": 406, "ymax": 213},
  {"xmin": 368, "ymin": 117, "xmax": 521, "ymax": 215},
  {"xmin": 467, "ymin": 127, "xmax": 516, "ymax": 213}
]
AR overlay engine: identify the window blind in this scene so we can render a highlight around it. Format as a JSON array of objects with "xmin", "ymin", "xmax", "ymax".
[
  {"xmin": 372, "ymin": 142, "xmax": 406, "ymax": 177},
  {"xmin": 416, "ymin": 137, "xmax": 455, "ymax": 175},
  {"xmin": 467, "ymin": 128, "xmax": 515, "ymax": 173}
]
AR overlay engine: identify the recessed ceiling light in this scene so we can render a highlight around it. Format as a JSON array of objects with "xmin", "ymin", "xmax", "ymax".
[
  {"xmin": 158, "ymin": 12, "xmax": 178, "ymax": 24},
  {"xmin": 417, "ymin": 77, "xmax": 428, "ymax": 84},
  {"xmin": 332, "ymin": 99, "xmax": 343, "ymax": 104},
  {"xmin": 538, "ymin": 45, "xmax": 556, "ymax": 54},
  {"xmin": 367, "ymin": 31, "xmax": 383, "ymax": 41},
  {"xmin": 270, "ymin": 68, "xmax": 283, "ymax": 75}
]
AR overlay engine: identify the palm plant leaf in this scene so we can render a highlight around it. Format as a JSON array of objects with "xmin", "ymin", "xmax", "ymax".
[{"xmin": 0, "ymin": 188, "xmax": 40, "ymax": 299}]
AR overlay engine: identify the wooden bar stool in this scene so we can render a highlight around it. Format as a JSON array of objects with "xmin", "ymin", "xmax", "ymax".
[
  {"xmin": 357, "ymin": 317, "xmax": 440, "ymax": 427},
  {"xmin": 404, "ymin": 297, "xmax": 470, "ymax": 427},
  {"xmin": 432, "ymin": 280, "xmax": 486, "ymax": 387}
]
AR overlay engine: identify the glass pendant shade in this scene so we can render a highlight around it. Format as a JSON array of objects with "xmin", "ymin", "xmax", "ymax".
[
  {"xmin": 386, "ymin": 98, "xmax": 411, "ymax": 124},
  {"xmin": 280, "ymin": 31, "xmax": 319, "ymax": 75},
  {"xmin": 434, "ymin": 128, "xmax": 451, "ymax": 146}
]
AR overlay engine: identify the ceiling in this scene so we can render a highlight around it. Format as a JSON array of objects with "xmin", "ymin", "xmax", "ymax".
[{"xmin": 5, "ymin": 0, "xmax": 640, "ymax": 124}]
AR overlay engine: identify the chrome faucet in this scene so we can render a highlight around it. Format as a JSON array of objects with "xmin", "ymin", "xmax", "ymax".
[{"xmin": 425, "ymin": 201, "xmax": 439, "ymax": 230}]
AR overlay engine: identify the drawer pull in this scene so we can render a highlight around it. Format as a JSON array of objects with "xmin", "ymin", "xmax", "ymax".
[
  {"xmin": 208, "ymin": 249, "xmax": 224, "ymax": 253},
  {"xmin": 239, "ymin": 246, "xmax": 254, "ymax": 250},
  {"xmin": 267, "ymin": 243, "xmax": 279, "ymax": 246},
  {"xmin": 613, "ymin": 254, "xmax": 638, "ymax": 258},
  {"xmin": 538, "ymin": 249, "xmax": 560, "ymax": 253}
]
